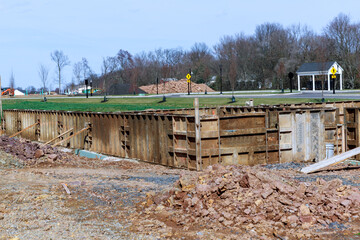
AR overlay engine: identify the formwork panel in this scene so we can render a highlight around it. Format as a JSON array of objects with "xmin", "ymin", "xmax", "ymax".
[
  {"xmin": 39, "ymin": 112, "xmax": 58, "ymax": 142},
  {"xmin": 4, "ymin": 111, "xmax": 18, "ymax": 136},
  {"xmin": 220, "ymin": 115, "xmax": 265, "ymax": 130},
  {"xmin": 19, "ymin": 112, "xmax": 37, "ymax": 141}
]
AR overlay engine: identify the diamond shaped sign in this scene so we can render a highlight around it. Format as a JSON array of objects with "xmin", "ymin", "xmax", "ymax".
[{"xmin": 330, "ymin": 67, "xmax": 337, "ymax": 75}]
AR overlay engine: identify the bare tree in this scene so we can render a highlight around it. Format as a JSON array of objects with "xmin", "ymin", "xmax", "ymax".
[
  {"xmin": 325, "ymin": 13, "xmax": 360, "ymax": 88},
  {"xmin": 51, "ymin": 50, "xmax": 70, "ymax": 94},
  {"xmin": 73, "ymin": 62, "xmax": 82, "ymax": 84},
  {"xmin": 228, "ymin": 57, "xmax": 237, "ymax": 99},
  {"xmin": 38, "ymin": 64, "xmax": 49, "ymax": 91},
  {"xmin": 82, "ymin": 57, "xmax": 92, "ymax": 81},
  {"xmin": 9, "ymin": 71, "xmax": 15, "ymax": 90},
  {"xmin": 101, "ymin": 56, "xmax": 120, "ymax": 93}
]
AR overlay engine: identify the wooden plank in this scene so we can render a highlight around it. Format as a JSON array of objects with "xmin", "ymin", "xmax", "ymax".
[
  {"xmin": 301, "ymin": 146, "xmax": 360, "ymax": 174},
  {"xmin": 52, "ymin": 126, "xmax": 90, "ymax": 147},
  {"xmin": 61, "ymin": 183, "xmax": 71, "ymax": 195},
  {"xmin": 44, "ymin": 128, "xmax": 73, "ymax": 145},
  {"xmin": 9, "ymin": 122, "xmax": 39, "ymax": 138},
  {"xmin": 194, "ymin": 98, "xmax": 201, "ymax": 171}
]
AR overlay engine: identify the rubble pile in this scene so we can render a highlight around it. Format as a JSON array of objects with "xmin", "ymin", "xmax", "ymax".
[
  {"xmin": 0, "ymin": 136, "xmax": 68, "ymax": 163},
  {"xmin": 146, "ymin": 164, "xmax": 360, "ymax": 231},
  {"xmin": 139, "ymin": 79, "xmax": 215, "ymax": 94}
]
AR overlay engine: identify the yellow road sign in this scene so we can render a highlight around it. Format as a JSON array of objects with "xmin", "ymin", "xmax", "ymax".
[
  {"xmin": 186, "ymin": 73, "xmax": 191, "ymax": 80},
  {"xmin": 187, "ymin": 79, "xmax": 190, "ymax": 83},
  {"xmin": 330, "ymin": 67, "xmax": 337, "ymax": 74}
]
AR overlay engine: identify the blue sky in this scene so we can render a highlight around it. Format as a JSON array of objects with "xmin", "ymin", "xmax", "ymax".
[{"xmin": 1, "ymin": 0, "xmax": 360, "ymax": 89}]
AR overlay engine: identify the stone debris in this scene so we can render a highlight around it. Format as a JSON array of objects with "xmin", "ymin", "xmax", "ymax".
[
  {"xmin": 139, "ymin": 79, "xmax": 215, "ymax": 94},
  {"xmin": 145, "ymin": 164, "xmax": 360, "ymax": 234},
  {"xmin": 0, "ymin": 136, "xmax": 67, "ymax": 164}
]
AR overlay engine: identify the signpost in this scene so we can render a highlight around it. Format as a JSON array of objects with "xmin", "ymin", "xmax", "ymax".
[
  {"xmin": 156, "ymin": 77, "xmax": 159, "ymax": 95},
  {"xmin": 331, "ymin": 67, "xmax": 337, "ymax": 94},
  {"xmin": 85, "ymin": 79, "xmax": 89, "ymax": 99},
  {"xmin": 186, "ymin": 72, "xmax": 191, "ymax": 95}
]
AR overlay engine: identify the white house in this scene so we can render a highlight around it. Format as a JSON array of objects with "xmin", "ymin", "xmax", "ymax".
[{"xmin": 296, "ymin": 61, "xmax": 344, "ymax": 91}]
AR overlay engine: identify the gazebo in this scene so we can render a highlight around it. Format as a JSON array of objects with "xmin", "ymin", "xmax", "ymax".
[{"xmin": 296, "ymin": 61, "xmax": 343, "ymax": 91}]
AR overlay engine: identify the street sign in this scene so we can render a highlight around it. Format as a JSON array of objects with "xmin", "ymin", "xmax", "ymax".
[
  {"xmin": 288, "ymin": 72, "xmax": 294, "ymax": 79},
  {"xmin": 330, "ymin": 67, "xmax": 337, "ymax": 75},
  {"xmin": 187, "ymin": 79, "xmax": 190, "ymax": 83},
  {"xmin": 288, "ymin": 72, "xmax": 294, "ymax": 93},
  {"xmin": 186, "ymin": 73, "xmax": 191, "ymax": 80}
]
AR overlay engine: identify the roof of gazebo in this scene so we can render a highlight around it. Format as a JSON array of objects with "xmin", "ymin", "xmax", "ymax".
[{"xmin": 296, "ymin": 61, "xmax": 343, "ymax": 75}]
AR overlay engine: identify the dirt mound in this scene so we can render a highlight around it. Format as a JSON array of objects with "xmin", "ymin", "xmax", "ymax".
[
  {"xmin": 139, "ymin": 79, "xmax": 214, "ymax": 94},
  {"xmin": 145, "ymin": 164, "xmax": 360, "ymax": 236}
]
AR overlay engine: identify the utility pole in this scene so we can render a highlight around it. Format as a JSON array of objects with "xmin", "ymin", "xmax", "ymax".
[{"xmin": 219, "ymin": 64, "xmax": 223, "ymax": 94}]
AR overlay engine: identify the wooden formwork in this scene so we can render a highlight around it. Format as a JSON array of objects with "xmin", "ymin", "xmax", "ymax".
[
  {"xmin": 344, "ymin": 107, "xmax": 360, "ymax": 160},
  {"xmin": 278, "ymin": 108, "xmax": 340, "ymax": 163},
  {"xmin": 1, "ymin": 102, "xmax": 348, "ymax": 170}
]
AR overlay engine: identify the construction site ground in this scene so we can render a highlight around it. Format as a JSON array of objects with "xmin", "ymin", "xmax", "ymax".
[{"xmin": 1, "ymin": 137, "xmax": 360, "ymax": 239}]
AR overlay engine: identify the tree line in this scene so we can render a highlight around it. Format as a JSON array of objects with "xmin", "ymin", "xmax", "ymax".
[{"xmin": 36, "ymin": 13, "xmax": 360, "ymax": 94}]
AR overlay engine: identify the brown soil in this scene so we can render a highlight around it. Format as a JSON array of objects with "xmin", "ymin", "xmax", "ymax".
[{"xmin": 0, "ymin": 136, "xmax": 360, "ymax": 239}]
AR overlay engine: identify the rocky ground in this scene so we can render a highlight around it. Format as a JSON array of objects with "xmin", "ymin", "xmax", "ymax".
[{"xmin": 0, "ymin": 136, "xmax": 360, "ymax": 239}]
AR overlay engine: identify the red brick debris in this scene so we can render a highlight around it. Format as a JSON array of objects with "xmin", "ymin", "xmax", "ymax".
[
  {"xmin": 0, "ymin": 136, "xmax": 67, "ymax": 163},
  {"xmin": 145, "ymin": 164, "xmax": 360, "ymax": 234},
  {"xmin": 139, "ymin": 79, "xmax": 215, "ymax": 94}
]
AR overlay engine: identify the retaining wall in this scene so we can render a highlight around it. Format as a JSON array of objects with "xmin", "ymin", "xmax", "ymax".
[{"xmin": 2, "ymin": 101, "xmax": 357, "ymax": 170}]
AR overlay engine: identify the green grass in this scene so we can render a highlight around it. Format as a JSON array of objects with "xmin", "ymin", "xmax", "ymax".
[{"xmin": 1, "ymin": 97, "xmax": 351, "ymax": 112}]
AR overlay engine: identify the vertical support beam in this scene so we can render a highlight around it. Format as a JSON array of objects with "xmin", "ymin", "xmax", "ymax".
[
  {"xmin": 194, "ymin": 98, "xmax": 201, "ymax": 171},
  {"xmin": 312, "ymin": 74, "xmax": 315, "ymax": 91},
  {"xmin": 341, "ymin": 124, "xmax": 345, "ymax": 153},
  {"xmin": 305, "ymin": 111, "xmax": 311, "ymax": 160},
  {"xmin": 340, "ymin": 73, "xmax": 343, "ymax": 90},
  {"xmin": 297, "ymin": 75, "xmax": 300, "ymax": 91},
  {"xmin": 217, "ymin": 107, "xmax": 222, "ymax": 165},
  {"xmin": 328, "ymin": 74, "xmax": 330, "ymax": 91}
]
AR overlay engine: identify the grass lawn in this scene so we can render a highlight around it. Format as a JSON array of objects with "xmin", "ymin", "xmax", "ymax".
[{"xmin": 1, "ymin": 97, "xmax": 351, "ymax": 112}]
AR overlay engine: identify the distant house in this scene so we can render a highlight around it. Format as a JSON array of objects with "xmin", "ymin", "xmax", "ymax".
[
  {"xmin": 14, "ymin": 90, "xmax": 25, "ymax": 96},
  {"xmin": 296, "ymin": 61, "xmax": 344, "ymax": 91}
]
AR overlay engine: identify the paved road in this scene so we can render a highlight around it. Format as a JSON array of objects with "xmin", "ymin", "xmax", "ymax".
[
  {"xmin": 4, "ymin": 90, "xmax": 360, "ymax": 100},
  {"xmin": 167, "ymin": 91, "xmax": 360, "ymax": 99}
]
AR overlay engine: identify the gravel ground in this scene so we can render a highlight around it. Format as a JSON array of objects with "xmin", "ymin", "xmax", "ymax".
[
  {"xmin": 0, "ymin": 152, "xmax": 183, "ymax": 239},
  {"xmin": 1, "ymin": 144, "xmax": 360, "ymax": 239}
]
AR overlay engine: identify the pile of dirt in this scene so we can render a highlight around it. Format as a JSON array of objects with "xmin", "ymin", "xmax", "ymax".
[
  {"xmin": 139, "ymin": 79, "xmax": 214, "ymax": 94},
  {"xmin": 0, "ymin": 136, "xmax": 70, "ymax": 165},
  {"xmin": 145, "ymin": 164, "xmax": 360, "ymax": 235}
]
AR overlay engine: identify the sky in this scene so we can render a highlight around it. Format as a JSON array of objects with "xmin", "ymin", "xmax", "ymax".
[{"xmin": 1, "ymin": 0, "xmax": 360, "ymax": 90}]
